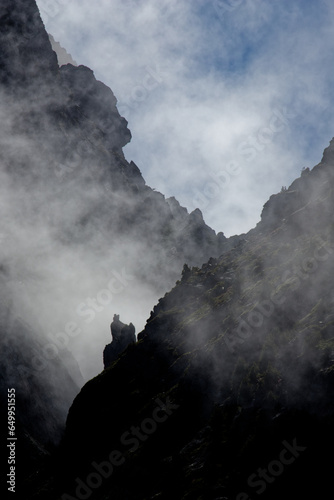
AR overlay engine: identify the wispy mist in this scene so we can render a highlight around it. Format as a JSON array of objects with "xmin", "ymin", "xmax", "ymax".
[
  {"xmin": 37, "ymin": 0, "xmax": 334, "ymax": 236},
  {"xmin": 0, "ymin": 5, "xmax": 222, "ymax": 391}
]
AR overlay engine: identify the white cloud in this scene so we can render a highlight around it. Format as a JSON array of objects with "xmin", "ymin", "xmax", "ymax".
[
  {"xmin": 0, "ymin": 0, "xmax": 324, "ymax": 385},
  {"xmin": 37, "ymin": 0, "xmax": 334, "ymax": 236}
]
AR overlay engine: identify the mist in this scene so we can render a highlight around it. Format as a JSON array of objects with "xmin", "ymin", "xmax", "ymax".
[
  {"xmin": 0, "ymin": 95, "xmax": 160, "ymax": 381},
  {"xmin": 2, "ymin": 5, "xmax": 334, "ymax": 498},
  {"xmin": 1, "ymin": 0, "xmax": 333, "ymax": 446},
  {"xmin": 0, "ymin": 2, "xmax": 221, "ymax": 390},
  {"xmin": 36, "ymin": 0, "xmax": 334, "ymax": 237},
  {"xmin": 0, "ymin": 11, "xmax": 162, "ymax": 388}
]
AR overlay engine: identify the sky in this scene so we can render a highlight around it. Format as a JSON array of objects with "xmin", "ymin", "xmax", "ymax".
[{"xmin": 36, "ymin": 0, "xmax": 334, "ymax": 237}]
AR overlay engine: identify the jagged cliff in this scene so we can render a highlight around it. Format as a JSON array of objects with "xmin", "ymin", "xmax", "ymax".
[
  {"xmin": 0, "ymin": 0, "xmax": 231, "ymax": 480},
  {"xmin": 53, "ymin": 141, "xmax": 334, "ymax": 500},
  {"xmin": 0, "ymin": 0, "xmax": 58, "ymax": 87},
  {"xmin": 1, "ymin": 1, "xmax": 334, "ymax": 499},
  {"xmin": 48, "ymin": 35, "xmax": 78, "ymax": 67},
  {"xmin": 0, "ymin": 1, "xmax": 230, "ymax": 291}
]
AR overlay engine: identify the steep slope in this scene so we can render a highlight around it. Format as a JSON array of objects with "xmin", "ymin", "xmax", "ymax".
[
  {"xmin": 48, "ymin": 35, "xmax": 78, "ymax": 67},
  {"xmin": 0, "ymin": 315, "xmax": 82, "ymax": 496},
  {"xmin": 0, "ymin": 0, "xmax": 233, "ymax": 486},
  {"xmin": 0, "ymin": 0, "xmax": 58, "ymax": 87},
  {"xmin": 0, "ymin": 0, "xmax": 228, "ymax": 283},
  {"xmin": 54, "ymin": 141, "xmax": 334, "ymax": 500},
  {"xmin": 2, "ymin": 2, "xmax": 333, "ymax": 499}
]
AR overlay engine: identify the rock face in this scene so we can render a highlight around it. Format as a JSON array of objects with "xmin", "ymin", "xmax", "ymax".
[
  {"xmin": 0, "ymin": 0, "xmax": 58, "ymax": 87},
  {"xmin": 0, "ymin": 0, "xmax": 233, "ymax": 475},
  {"xmin": 1, "ymin": 315, "xmax": 82, "ymax": 441},
  {"xmin": 3, "ymin": 1, "xmax": 334, "ymax": 499},
  {"xmin": 103, "ymin": 314, "xmax": 136, "ymax": 368},
  {"xmin": 259, "ymin": 139, "xmax": 334, "ymax": 231},
  {"xmin": 0, "ymin": 0, "xmax": 230, "ymax": 290},
  {"xmin": 59, "ymin": 63, "xmax": 132, "ymax": 154},
  {"xmin": 48, "ymin": 34, "xmax": 78, "ymax": 67},
  {"xmin": 0, "ymin": 306, "xmax": 83, "ymax": 498},
  {"xmin": 57, "ymin": 139, "xmax": 334, "ymax": 500}
]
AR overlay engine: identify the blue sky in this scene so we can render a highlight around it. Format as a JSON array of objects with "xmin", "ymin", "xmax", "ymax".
[{"xmin": 37, "ymin": 0, "xmax": 334, "ymax": 236}]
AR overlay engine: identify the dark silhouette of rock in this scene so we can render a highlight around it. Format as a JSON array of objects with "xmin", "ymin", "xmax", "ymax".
[
  {"xmin": 61, "ymin": 138, "xmax": 334, "ymax": 499},
  {"xmin": 0, "ymin": 0, "xmax": 58, "ymax": 88},
  {"xmin": 5, "ymin": 2, "xmax": 334, "ymax": 498},
  {"xmin": 103, "ymin": 314, "xmax": 136, "ymax": 368},
  {"xmin": 0, "ymin": 2, "xmax": 241, "ymax": 481},
  {"xmin": 59, "ymin": 64, "xmax": 132, "ymax": 154}
]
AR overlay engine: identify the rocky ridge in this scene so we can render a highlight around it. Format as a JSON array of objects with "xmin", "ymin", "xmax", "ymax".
[
  {"xmin": 1, "ymin": 1, "xmax": 333, "ymax": 499},
  {"xmin": 0, "ymin": 0, "xmax": 231, "ymax": 474},
  {"xmin": 54, "ymin": 139, "xmax": 334, "ymax": 500}
]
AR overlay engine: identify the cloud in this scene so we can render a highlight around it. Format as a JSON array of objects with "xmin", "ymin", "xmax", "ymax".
[
  {"xmin": 36, "ymin": 0, "xmax": 334, "ymax": 236},
  {"xmin": 17, "ymin": 0, "xmax": 332, "ymax": 385},
  {"xmin": 0, "ymin": 0, "xmax": 330, "ymax": 428}
]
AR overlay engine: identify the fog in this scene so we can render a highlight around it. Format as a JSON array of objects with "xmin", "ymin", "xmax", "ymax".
[
  {"xmin": 36, "ymin": 0, "xmax": 334, "ymax": 236},
  {"xmin": 0, "ymin": 23, "xmax": 171, "ymax": 385},
  {"xmin": 2, "ymin": 2, "xmax": 334, "ymax": 443},
  {"xmin": 0, "ymin": 130, "xmax": 159, "ymax": 380}
]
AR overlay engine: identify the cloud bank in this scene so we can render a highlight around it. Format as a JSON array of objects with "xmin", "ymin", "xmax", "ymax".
[{"xmin": 37, "ymin": 0, "xmax": 334, "ymax": 236}]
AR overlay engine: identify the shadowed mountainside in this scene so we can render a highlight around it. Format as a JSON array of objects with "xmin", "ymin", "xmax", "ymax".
[
  {"xmin": 0, "ymin": 0, "xmax": 235, "ymax": 484},
  {"xmin": 45, "ymin": 139, "xmax": 334, "ymax": 500},
  {"xmin": 0, "ymin": 1, "xmax": 333, "ymax": 499}
]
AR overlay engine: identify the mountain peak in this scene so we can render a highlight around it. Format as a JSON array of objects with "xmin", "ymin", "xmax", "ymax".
[
  {"xmin": 2, "ymin": 3, "xmax": 334, "ymax": 498},
  {"xmin": 0, "ymin": 0, "xmax": 58, "ymax": 87},
  {"xmin": 48, "ymin": 34, "xmax": 78, "ymax": 67},
  {"xmin": 320, "ymin": 136, "xmax": 334, "ymax": 165}
]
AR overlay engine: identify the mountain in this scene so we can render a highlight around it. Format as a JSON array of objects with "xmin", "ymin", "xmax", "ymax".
[
  {"xmin": 48, "ymin": 35, "xmax": 78, "ymax": 67},
  {"xmin": 45, "ymin": 140, "xmax": 334, "ymax": 500},
  {"xmin": 0, "ymin": 0, "xmax": 235, "ymax": 492},
  {"xmin": 0, "ymin": 1, "xmax": 333, "ymax": 499}
]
